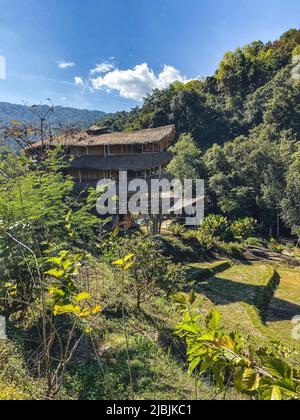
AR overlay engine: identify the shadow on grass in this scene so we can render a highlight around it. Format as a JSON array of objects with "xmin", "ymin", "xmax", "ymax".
[{"xmin": 197, "ymin": 276, "xmax": 300, "ymax": 322}]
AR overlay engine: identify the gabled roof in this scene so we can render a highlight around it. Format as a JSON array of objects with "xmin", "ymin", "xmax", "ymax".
[{"xmin": 28, "ymin": 125, "xmax": 176, "ymax": 150}]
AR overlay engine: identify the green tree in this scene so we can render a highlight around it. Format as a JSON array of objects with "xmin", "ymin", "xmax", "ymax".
[
  {"xmin": 115, "ymin": 234, "xmax": 185, "ymax": 310},
  {"xmin": 0, "ymin": 147, "xmax": 101, "ymax": 317},
  {"xmin": 282, "ymin": 149, "xmax": 300, "ymax": 240},
  {"xmin": 168, "ymin": 134, "xmax": 205, "ymax": 181}
]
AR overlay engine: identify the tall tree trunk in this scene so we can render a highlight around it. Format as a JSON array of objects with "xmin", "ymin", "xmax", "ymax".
[
  {"xmin": 276, "ymin": 208, "xmax": 280, "ymax": 239},
  {"xmin": 269, "ymin": 224, "xmax": 273, "ymax": 238}
]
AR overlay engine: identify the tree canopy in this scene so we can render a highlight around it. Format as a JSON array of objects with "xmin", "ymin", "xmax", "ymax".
[{"xmin": 100, "ymin": 28, "xmax": 300, "ymax": 237}]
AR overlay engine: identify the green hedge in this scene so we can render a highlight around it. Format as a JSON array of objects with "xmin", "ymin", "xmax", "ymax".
[
  {"xmin": 161, "ymin": 236, "xmax": 198, "ymax": 263},
  {"xmin": 255, "ymin": 268, "xmax": 280, "ymax": 323},
  {"xmin": 186, "ymin": 260, "xmax": 232, "ymax": 283}
]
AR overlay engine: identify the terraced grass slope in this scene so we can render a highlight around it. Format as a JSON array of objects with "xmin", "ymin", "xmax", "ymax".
[
  {"xmin": 191, "ymin": 262, "xmax": 300, "ymax": 358},
  {"xmin": 1, "ymin": 260, "xmax": 298, "ymax": 400},
  {"xmin": 193, "ymin": 264, "xmax": 274, "ymax": 342},
  {"xmin": 186, "ymin": 260, "xmax": 231, "ymax": 282},
  {"xmin": 293, "ymin": 248, "xmax": 300, "ymax": 260},
  {"xmin": 267, "ymin": 266, "xmax": 300, "ymax": 354}
]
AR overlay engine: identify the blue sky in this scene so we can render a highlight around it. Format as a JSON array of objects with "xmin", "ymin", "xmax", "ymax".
[{"xmin": 0, "ymin": 0, "xmax": 299, "ymax": 112}]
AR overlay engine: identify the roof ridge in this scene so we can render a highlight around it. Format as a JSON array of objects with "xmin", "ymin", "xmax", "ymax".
[
  {"xmin": 27, "ymin": 124, "xmax": 176, "ymax": 150},
  {"xmin": 89, "ymin": 124, "xmax": 175, "ymax": 136}
]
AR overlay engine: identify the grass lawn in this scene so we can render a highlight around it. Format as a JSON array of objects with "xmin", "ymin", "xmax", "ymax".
[
  {"xmin": 63, "ymin": 303, "xmax": 243, "ymax": 400},
  {"xmin": 194, "ymin": 264, "xmax": 274, "ymax": 343},
  {"xmin": 69, "ymin": 259, "xmax": 299, "ymax": 399},
  {"xmin": 186, "ymin": 260, "xmax": 231, "ymax": 282},
  {"xmin": 292, "ymin": 247, "xmax": 300, "ymax": 260},
  {"xmin": 266, "ymin": 266, "xmax": 300, "ymax": 356},
  {"xmin": 190, "ymin": 261, "xmax": 300, "ymax": 363}
]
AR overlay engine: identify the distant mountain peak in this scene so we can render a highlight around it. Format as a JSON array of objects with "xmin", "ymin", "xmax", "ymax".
[{"xmin": 0, "ymin": 102, "xmax": 107, "ymax": 129}]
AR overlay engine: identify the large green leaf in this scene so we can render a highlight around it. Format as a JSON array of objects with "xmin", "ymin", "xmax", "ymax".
[
  {"xmin": 45, "ymin": 268, "xmax": 64, "ymax": 279},
  {"xmin": 212, "ymin": 363, "xmax": 226, "ymax": 390},
  {"xmin": 275, "ymin": 378, "xmax": 299, "ymax": 396},
  {"xmin": 173, "ymin": 292, "xmax": 188, "ymax": 305},
  {"xmin": 261, "ymin": 386, "xmax": 282, "ymax": 400},
  {"xmin": 188, "ymin": 357, "xmax": 201, "ymax": 377},
  {"xmin": 179, "ymin": 322, "xmax": 203, "ymax": 335},
  {"xmin": 206, "ymin": 307, "xmax": 221, "ymax": 330},
  {"xmin": 263, "ymin": 357, "xmax": 292, "ymax": 379},
  {"xmin": 199, "ymin": 355, "xmax": 217, "ymax": 375},
  {"xmin": 242, "ymin": 368, "xmax": 261, "ymax": 392}
]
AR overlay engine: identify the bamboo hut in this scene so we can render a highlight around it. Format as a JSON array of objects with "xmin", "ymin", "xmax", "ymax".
[
  {"xmin": 28, "ymin": 125, "xmax": 176, "ymax": 229},
  {"xmin": 28, "ymin": 125, "xmax": 175, "ymax": 184}
]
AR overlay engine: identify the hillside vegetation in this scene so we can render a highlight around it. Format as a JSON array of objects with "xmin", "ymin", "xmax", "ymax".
[
  {"xmin": 0, "ymin": 29, "xmax": 300, "ymax": 400},
  {"xmin": 101, "ymin": 29, "xmax": 300, "ymax": 146},
  {"xmin": 101, "ymin": 29, "xmax": 300, "ymax": 240},
  {"xmin": 0, "ymin": 102, "xmax": 106, "ymax": 128}
]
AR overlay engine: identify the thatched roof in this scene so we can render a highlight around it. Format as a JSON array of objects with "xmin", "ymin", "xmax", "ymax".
[
  {"xmin": 28, "ymin": 125, "xmax": 175, "ymax": 150},
  {"xmin": 77, "ymin": 125, "xmax": 175, "ymax": 146},
  {"xmin": 86, "ymin": 126, "xmax": 111, "ymax": 135},
  {"xmin": 70, "ymin": 151, "xmax": 173, "ymax": 171}
]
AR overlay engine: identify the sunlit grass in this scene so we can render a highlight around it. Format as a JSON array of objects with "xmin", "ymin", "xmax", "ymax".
[
  {"xmin": 292, "ymin": 247, "xmax": 300, "ymax": 259},
  {"xmin": 193, "ymin": 263, "xmax": 273, "ymax": 342},
  {"xmin": 266, "ymin": 266, "xmax": 300, "ymax": 357},
  {"xmin": 188, "ymin": 260, "xmax": 300, "ymax": 366}
]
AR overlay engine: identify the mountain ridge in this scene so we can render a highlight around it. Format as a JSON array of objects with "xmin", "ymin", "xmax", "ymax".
[{"xmin": 0, "ymin": 102, "xmax": 107, "ymax": 129}]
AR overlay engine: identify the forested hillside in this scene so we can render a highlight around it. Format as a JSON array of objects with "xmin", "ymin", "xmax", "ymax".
[
  {"xmin": 101, "ymin": 29, "xmax": 300, "ymax": 146},
  {"xmin": 102, "ymin": 29, "xmax": 300, "ymax": 239},
  {"xmin": 0, "ymin": 102, "xmax": 107, "ymax": 128}
]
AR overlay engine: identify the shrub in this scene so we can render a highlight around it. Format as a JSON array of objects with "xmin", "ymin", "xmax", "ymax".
[
  {"xmin": 167, "ymin": 223, "xmax": 186, "ymax": 237},
  {"xmin": 182, "ymin": 230, "xmax": 198, "ymax": 241},
  {"xmin": 175, "ymin": 303, "xmax": 300, "ymax": 401},
  {"xmin": 244, "ymin": 237, "xmax": 266, "ymax": 248},
  {"xmin": 269, "ymin": 239, "xmax": 285, "ymax": 254},
  {"xmin": 161, "ymin": 236, "xmax": 198, "ymax": 263},
  {"xmin": 115, "ymin": 234, "xmax": 186, "ymax": 309},
  {"xmin": 231, "ymin": 217, "xmax": 257, "ymax": 240},
  {"xmin": 183, "ymin": 230, "xmax": 215, "ymax": 256},
  {"xmin": 195, "ymin": 231, "xmax": 215, "ymax": 254},
  {"xmin": 199, "ymin": 215, "xmax": 231, "ymax": 241},
  {"xmin": 216, "ymin": 241, "xmax": 245, "ymax": 259},
  {"xmin": 292, "ymin": 45, "xmax": 300, "ymax": 57}
]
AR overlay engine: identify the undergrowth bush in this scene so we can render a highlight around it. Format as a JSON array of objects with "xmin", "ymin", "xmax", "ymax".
[
  {"xmin": 0, "ymin": 339, "xmax": 44, "ymax": 400},
  {"xmin": 231, "ymin": 218, "xmax": 257, "ymax": 240},
  {"xmin": 216, "ymin": 241, "xmax": 245, "ymax": 259},
  {"xmin": 161, "ymin": 235, "xmax": 198, "ymax": 263},
  {"xmin": 199, "ymin": 215, "xmax": 231, "ymax": 241},
  {"xmin": 175, "ymin": 294, "xmax": 300, "ymax": 401},
  {"xmin": 243, "ymin": 237, "xmax": 267, "ymax": 247},
  {"xmin": 115, "ymin": 234, "xmax": 186, "ymax": 309},
  {"xmin": 269, "ymin": 238, "xmax": 285, "ymax": 254},
  {"xmin": 167, "ymin": 223, "xmax": 187, "ymax": 237}
]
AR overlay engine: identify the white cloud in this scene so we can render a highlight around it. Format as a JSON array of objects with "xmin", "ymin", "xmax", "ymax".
[
  {"xmin": 90, "ymin": 63, "xmax": 187, "ymax": 101},
  {"xmin": 90, "ymin": 62, "xmax": 116, "ymax": 75},
  {"xmin": 74, "ymin": 77, "xmax": 84, "ymax": 87},
  {"xmin": 156, "ymin": 65, "xmax": 186, "ymax": 89},
  {"xmin": 57, "ymin": 61, "xmax": 76, "ymax": 69}
]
